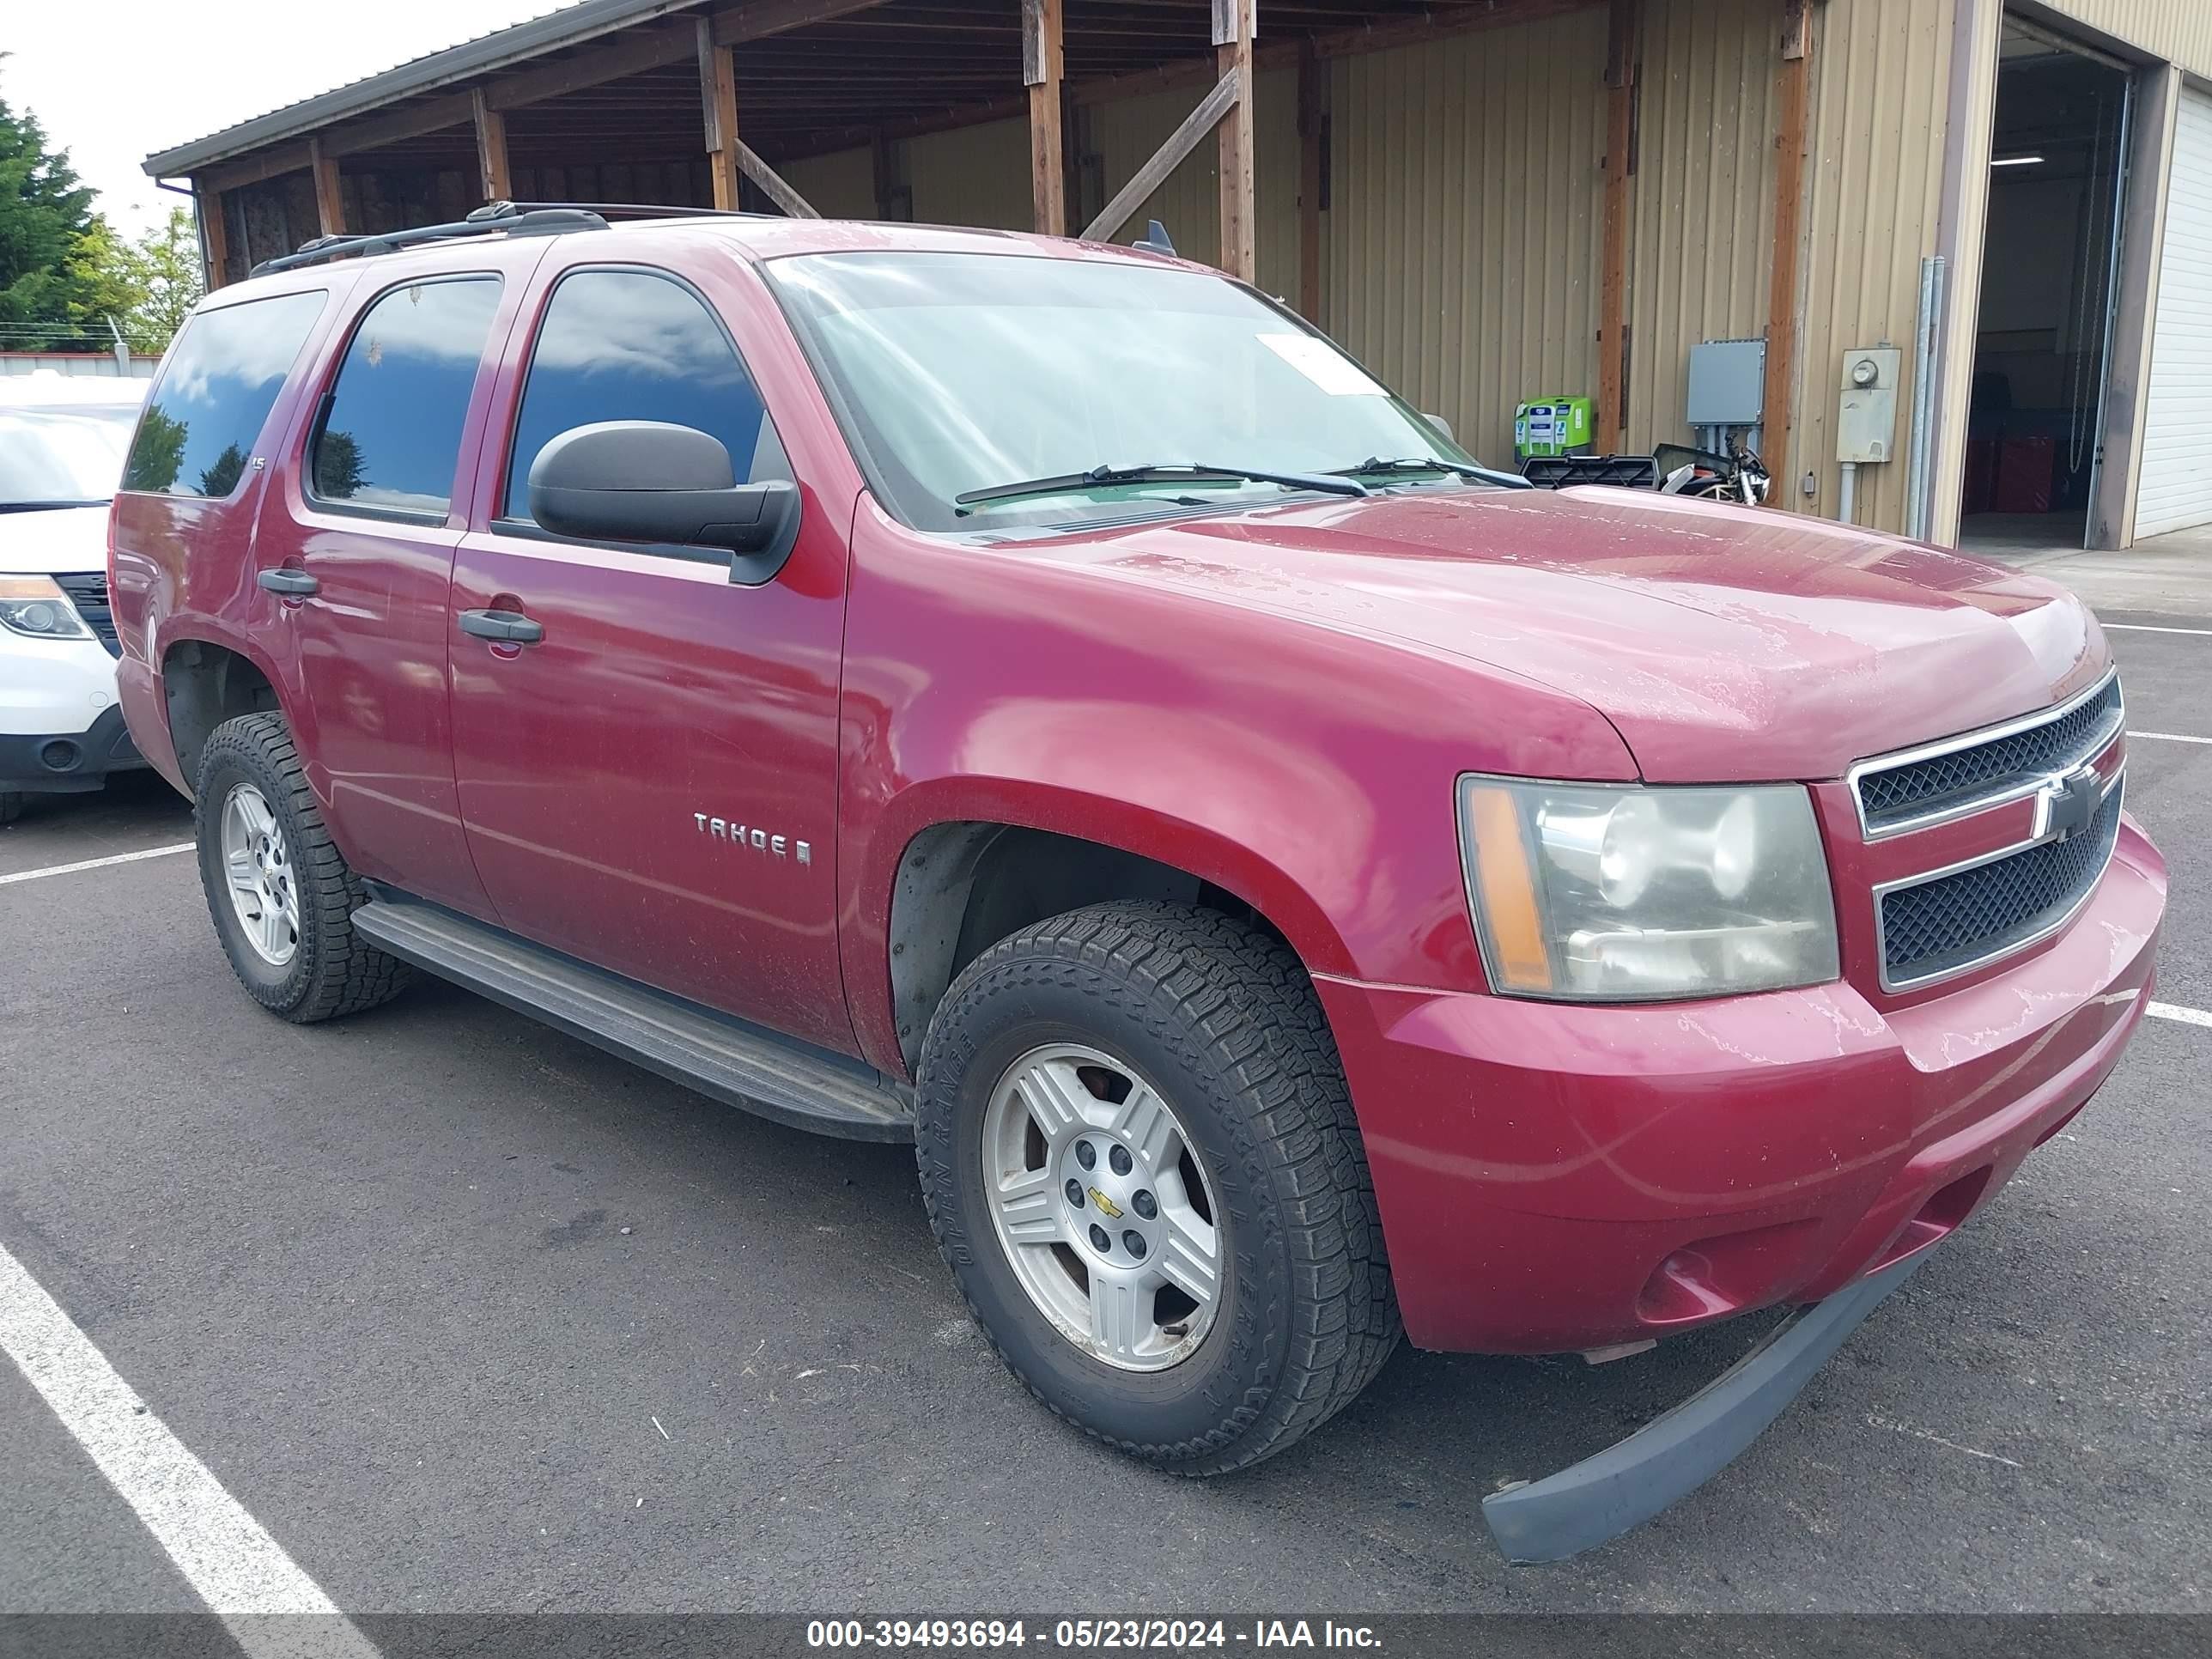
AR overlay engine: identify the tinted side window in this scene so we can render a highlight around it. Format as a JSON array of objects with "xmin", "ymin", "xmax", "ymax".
[
  {"xmin": 503, "ymin": 269, "xmax": 784, "ymax": 521},
  {"xmin": 309, "ymin": 276, "xmax": 502, "ymax": 517},
  {"xmin": 122, "ymin": 291, "xmax": 325, "ymax": 498}
]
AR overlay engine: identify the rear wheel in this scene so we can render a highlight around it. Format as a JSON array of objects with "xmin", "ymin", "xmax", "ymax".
[
  {"xmin": 194, "ymin": 712, "xmax": 410, "ymax": 1023},
  {"xmin": 915, "ymin": 900, "xmax": 1400, "ymax": 1474}
]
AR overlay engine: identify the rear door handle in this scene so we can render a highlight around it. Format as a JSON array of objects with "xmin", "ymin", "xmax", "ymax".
[
  {"xmin": 257, "ymin": 568, "xmax": 319, "ymax": 597},
  {"xmin": 457, "ymin": 608, "xmax": 544, "ymax": 645}
]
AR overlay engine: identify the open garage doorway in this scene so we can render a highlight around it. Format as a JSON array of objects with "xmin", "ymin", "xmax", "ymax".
[{"xmin": 1960, "ymin": 20, "xmax": 2133, "ymax": 553}]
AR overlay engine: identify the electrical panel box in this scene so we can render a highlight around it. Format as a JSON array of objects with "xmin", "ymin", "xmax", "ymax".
[
  {"xmin": 1515, "ymin": 397, "xmax": 1594, "ymax": 459},
  {"xmin": 1686, "ymin": 339, "xmax": 1766, "ymax": 428},
  {"xmin": 1837, "ymin": 346, "xmax": 1904, "ymax": 465}
]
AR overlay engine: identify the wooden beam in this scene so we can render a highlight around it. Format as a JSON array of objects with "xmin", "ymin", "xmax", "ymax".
[
  {"xmin": 197, "ymin": 185, "xmax": 231, "ymax": 291},
  {"xmin": 1296, "ymin": 38, "xmax": 1322, "ymax": 320},
  {"xmin": 1762, "ymin": 0, "xmax": 1814, "ymax": 501},
  {"xmin": 1083, "ymin": 67, "xmax": 1241, "ymax": 244},
  {"xmin": 1024, "ymin": 0, "xmax": 1066, "ymax": 234},
  {"xmin": 1596, "ymin": 0, "xmax": 1639, "ymax": 452},
  {"xmin": 472, "ymin": 86, "xmax": 512, "ymax": 204},
  {"xmin": 698, "ymin": 17, "xmax": 743, "ymax": 210},
  {"xmin": 738, "ymin": 143, "xmax": 819, "ymax": 216},
  {"xmin": 1214, "ymin": 0, "xmax": 1256, "ymax": 281},
  {"xmin": 308, "ymin": 137, "xmax": 346, "ymax": 236}
]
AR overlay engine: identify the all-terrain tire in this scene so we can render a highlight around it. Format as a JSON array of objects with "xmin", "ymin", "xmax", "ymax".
[
  {"xmin": 194, "ymin": 711, "xmax": 411, "ymax": 1023},
  {"xmin": 915, "ymin": 899, "xmax": 1401, "ymax": 1474}
]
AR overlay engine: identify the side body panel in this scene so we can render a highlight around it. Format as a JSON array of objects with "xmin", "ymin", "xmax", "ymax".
[
  {"xmin": 834, "ymin": 495, "xmax": 1641, "ymax": 1078},
  {"xmin": 112, "ymin": 270, "xmax": 363, "ymax": 799}
]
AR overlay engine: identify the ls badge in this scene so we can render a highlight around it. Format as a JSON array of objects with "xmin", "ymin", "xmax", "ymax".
[{"xmin": 695, "ymin": 814, "xmax": 811, "ymax": 865}]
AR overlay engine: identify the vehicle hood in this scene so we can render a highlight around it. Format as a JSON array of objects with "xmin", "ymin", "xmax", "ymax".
[
  {"xmin": 1059, "ymin": 486, "xmax": 2104, "ymax": 782},
  {"xmin": 0, "ymin": 504, "xmax": 112, "ymax": 577}
]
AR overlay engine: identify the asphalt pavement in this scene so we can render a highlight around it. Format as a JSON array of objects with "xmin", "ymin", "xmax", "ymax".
[{"xmin": 3, "ymin": 599, "xmax": 2209, "ymax": 1627}]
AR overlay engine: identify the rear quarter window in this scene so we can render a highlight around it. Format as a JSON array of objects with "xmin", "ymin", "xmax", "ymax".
[{"xmin": 122, "ymin": 290, "xmax": 327, "ymax": 499}]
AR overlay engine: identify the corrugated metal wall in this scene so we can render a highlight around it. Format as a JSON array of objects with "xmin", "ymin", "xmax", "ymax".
[
  {"xmin": 1624, "ymin": 0, "xmax": 1778, "ymax": 453},
  {"xmin": 2038, "ymin": 0, "xmax": 2212, "ymax": 78},
  {"xmin": 1325, "ymin": 6, "xmax": 1609, "ymax": 466},
  {"xmin": 906, "ymin": 118, "xmax": 1033, "ymax": 230},
  {"xmin": 1082, "ymin": 66, "xmax": 1302, "ymax": 299},
  {"xmin": 779, "ymin": 145, "xmax": 877, "ymax": 219},
  {"xmin": 1794, "ymin": 0, "xmax": 1955, "ymax": 537}
]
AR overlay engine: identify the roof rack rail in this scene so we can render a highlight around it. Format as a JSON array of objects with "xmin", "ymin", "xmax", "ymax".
[
  {"xmin": 484, "ymin": 200, "xmax": 779, "ymax": 222},
  {"xmin": 248, "ymin": 203, "xmax": 608, "ymax": 277}
]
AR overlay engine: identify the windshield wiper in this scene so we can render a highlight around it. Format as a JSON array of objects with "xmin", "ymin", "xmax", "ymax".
[
  {"xmin": 1333, "ymin": 456, "xmax": 1532, "ymax": 490},
  {"xmin": 954, "ymin": 462, "xmax": 1369, "ymax": 514}
]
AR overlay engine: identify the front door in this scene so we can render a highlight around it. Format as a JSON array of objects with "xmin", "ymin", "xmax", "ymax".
[{"xmin": 446, "ymin": 260, "xmax": 854, "ymax": 1052}]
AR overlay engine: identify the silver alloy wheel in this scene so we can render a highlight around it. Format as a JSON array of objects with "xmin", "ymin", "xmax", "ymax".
[
  {"xmin": 219, "ymin": 782, "xmax": 300, "ymax": 968},
  {"xmin": 981, "ymin": 1043, "xmax": 1224, "ymax": 1372}
]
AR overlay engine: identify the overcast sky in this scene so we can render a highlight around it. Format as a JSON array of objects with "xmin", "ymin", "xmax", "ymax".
[{"xmin": 7, "ymin": 0, "xmax": 560, "ymax": 234}]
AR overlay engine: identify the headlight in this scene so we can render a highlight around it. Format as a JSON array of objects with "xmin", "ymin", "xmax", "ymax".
[
  {"xmin": 1458, "ymin": 776, "xmax": 1838, "ymax": 1001},
  {"xmin": 0, "ymin": 575, "xmax": 93, "ymax": 641}
]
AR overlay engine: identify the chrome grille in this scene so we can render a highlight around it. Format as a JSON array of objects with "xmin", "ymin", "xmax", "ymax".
[
  {"xmin": 1877, "ymin": 785, "xmax": 2123, "ymax": 990},
  {"xmin": 52, "ymin": 571, "xmax": 119, "ymax": 659},
  {"xmin": 1851, "ymin": 672, "xmax": 2124, "ymax": 837}
]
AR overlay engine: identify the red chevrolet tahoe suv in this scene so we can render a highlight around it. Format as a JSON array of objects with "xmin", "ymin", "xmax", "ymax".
[{"xmin": 111, "ymin": 206, "xmax": 2163, "ymax": 1557}]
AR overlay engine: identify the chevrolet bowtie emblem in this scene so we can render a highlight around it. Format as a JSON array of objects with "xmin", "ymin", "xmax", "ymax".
[
  {"xmin": 2038, "ymin": 766, "xmax": 2102, "ymax": 844},
  {"xmin": 1088, "ymin": 1188, "xmax": 1124, "ymax": 1220}
]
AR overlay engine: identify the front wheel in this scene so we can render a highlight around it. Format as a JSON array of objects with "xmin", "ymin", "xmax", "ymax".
[{"xmin": 915, "ymin": 901, "xmax": 1400, "ymax": 1474}]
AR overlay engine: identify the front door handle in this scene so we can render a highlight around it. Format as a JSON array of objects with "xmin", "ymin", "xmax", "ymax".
[
  {"xmin": 457, "ymin": 608, "xmax": 544, "ymax": 645},
  {"xmin": 257, "ymin": 568, "xmax": 319, "ymax": 597}
]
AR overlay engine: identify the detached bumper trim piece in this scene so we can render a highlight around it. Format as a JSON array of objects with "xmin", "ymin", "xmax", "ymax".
[{"xmin": 1480, "ymin": 1255, "xmax": 1925, "ymax": 1564}]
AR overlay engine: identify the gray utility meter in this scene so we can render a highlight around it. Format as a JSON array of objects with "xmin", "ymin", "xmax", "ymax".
[{"xmin": 1838, "ymin": 347, "xmax": 1903, "ymax": 465}]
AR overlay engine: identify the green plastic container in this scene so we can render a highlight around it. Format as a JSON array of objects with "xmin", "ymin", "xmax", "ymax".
[{"xmin": 1515, "ymin": 396, "xmax": 1595, "ymax": 459}]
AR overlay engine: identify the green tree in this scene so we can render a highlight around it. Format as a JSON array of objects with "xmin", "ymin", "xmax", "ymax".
[
  {"xmin": 109, "ymin": 207, "xmax": 203, "ymax": 354},
  {"xmin": 198, "ymin": 442, "xmax": 249, "ymax": 500},
  {"xmin": 0, "ymin": 70, "xmax": 116, "ymax": 353},
  {"xmin": 120, "ymin": 404, "xmax": 186, "ymax": 494},
  {"xmin": 313, "ymin": 430, "xmax": 366, "ymax": 499}
]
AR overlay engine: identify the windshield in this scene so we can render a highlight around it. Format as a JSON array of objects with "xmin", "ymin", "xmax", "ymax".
[
  {"xmin": 0, "ymin": 403, "xmax": 141, "ymax": 509},
  {"xmin": 768, "ymin": 251, "xmax": 1484, "ymax": 532}
]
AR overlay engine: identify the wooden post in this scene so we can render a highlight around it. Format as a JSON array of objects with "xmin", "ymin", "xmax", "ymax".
[
  {"xmin": 472, "ymin": 87, "xmax": 512, "ymax": 205},
  {"xmin": 1597, "ymin": 0, "xmax": 1640, "ymax": 453},
  {"xmin": 698, "ymin": 17, "xmax": 742, "ymax": 211},
  {"xmin": 197, "ymin": 185, "xmax": 230, "ymax": 291},
  {"xmin": 1213, "ymin": 0, "xmax": 1256, "ymax": 281},
  {"xmin": 1024, "ymin": 0, "xmax": 1066, "ymax": 234},
  {"xmin": 309, "ymin": 137, "xmax": 345, "ymax": 237},
  {"xmin": 1762, "ymin": 0, "xmax": 1814, "ymax": 502},
  {"xmin": 1296, "ymin": 39, "xmax": 1322, "ymax": 321}
]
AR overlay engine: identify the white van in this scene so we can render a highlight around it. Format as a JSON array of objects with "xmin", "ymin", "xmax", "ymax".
[{"xmin": 0, "ymin": 374, "xmax": 149, "ymax": 824}]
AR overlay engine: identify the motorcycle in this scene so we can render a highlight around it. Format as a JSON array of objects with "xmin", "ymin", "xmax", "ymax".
[{"xmin": 1521, "ymin": 441, "xmax": 1772, "ymax": 507}]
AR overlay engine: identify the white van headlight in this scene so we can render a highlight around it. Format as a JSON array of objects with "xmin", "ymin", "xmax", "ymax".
[
  {"xmin": 1458, "ymin": 776, "xmax": 1839, "ymax": 1001},
  {"xmin": 0, "ymin": 576, "xmax": 93, "ymax": 641}
]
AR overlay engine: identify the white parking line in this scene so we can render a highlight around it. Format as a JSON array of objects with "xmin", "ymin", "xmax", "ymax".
[
  {"xmin": 0, "ymin": 1242, "xmax": 378, "ymax": 1657},
  {"xmin": 2105, "ymin": 623, "xmax": 2212, "ymax": 636},
  {"xmin": 0, "ymin": 842, "xmax": 194, "ymax": 887},
  {"xmin": 2130, "ymin": 730, "xmax": 2212, "ymax": 746},
  {"xmin": 2150, "ymin": 1002, "xmax": 2212, "ymax": 1030}
]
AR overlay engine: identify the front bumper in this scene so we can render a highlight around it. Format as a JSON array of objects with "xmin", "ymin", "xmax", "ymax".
[
  {"xmin": 1316, "ymin": 815, "xmax": 2166, "ymax": 1355},
  {"xmin": 0, "ymin": 707, "xmax": 143, "ymax": 794}
]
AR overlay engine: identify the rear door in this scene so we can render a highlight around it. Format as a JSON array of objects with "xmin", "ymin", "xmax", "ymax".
[
  {"xmin": 254, "ymin": 245, "xmax": 546, "ymax": 914},
  {"xmin": 446, "ymin": 252, "xmax": 855, "ymax": 1051}
]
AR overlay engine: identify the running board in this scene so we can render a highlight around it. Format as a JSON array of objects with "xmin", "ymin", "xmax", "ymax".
[{"xmin": 349, "ymin": 893, "xmax": 912, "ymax": 1142}]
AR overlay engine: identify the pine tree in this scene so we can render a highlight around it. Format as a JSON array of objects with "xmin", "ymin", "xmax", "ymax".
[{"xmin": 0, "ymin": 74, "xmax": 117, "ymax": 353}]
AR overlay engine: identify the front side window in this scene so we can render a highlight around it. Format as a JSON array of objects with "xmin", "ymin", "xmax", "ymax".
[
  {"xmin": 502, "ymin": 268, "xmax": 785, "ymax": 523},
  {"xmin": 121, "ymin": 290, "xmax": 326, "ymax": 498},
  {"xmin": 308, "ymin": 276, "xmax": 503, "ymax": 518},
  {"xmin": 766, "ymin": 251, "xmax": 1478, "ymax": 533}
]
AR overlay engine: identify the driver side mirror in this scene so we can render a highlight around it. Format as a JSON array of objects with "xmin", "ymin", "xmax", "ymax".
[{"xmin": 527, "ymin": 420, "xmax": 800, "ymax": 584}]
